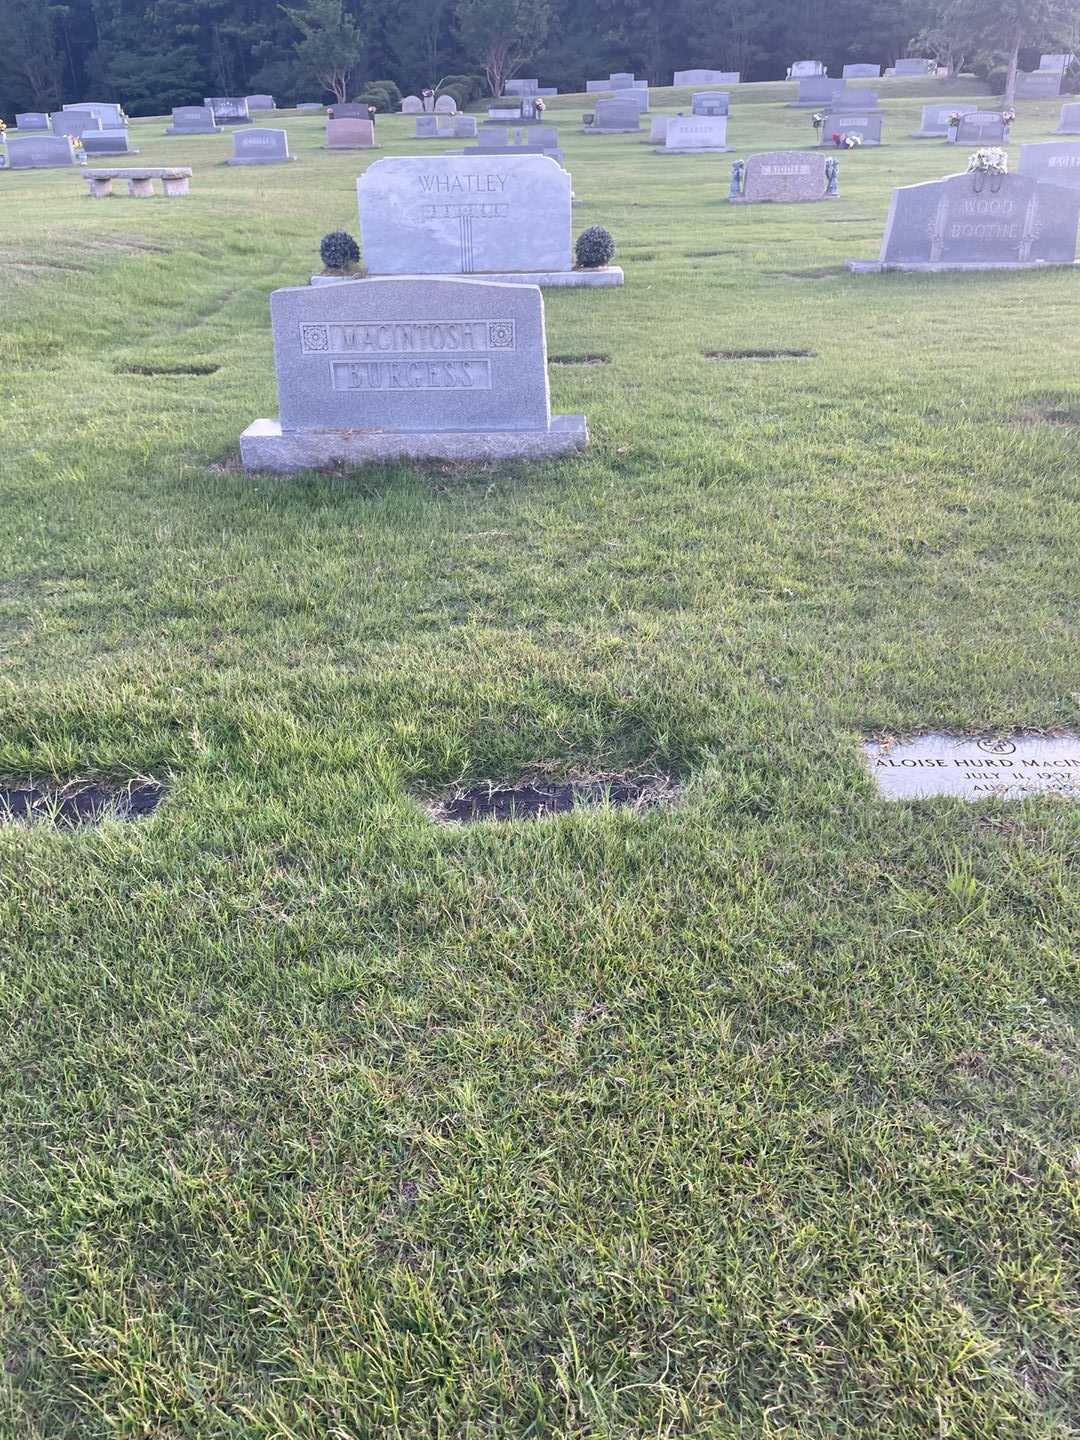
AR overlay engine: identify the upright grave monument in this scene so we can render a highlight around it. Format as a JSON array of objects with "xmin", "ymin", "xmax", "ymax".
[
  {"xmin": 167, "ymin": 105, "xmax": 219, "ymax": 135},
  {"xmin": 205, "ymin": 97, "xmax": 252, "ymax": 124},
  {"xmin": 246, "ymin": 94, "xmax": 276, "ymax": 111},
  {"xmin": 81, "ymin": 129, "xmax": 138, "ymax": 155},
  {"xmin": 52, "ymin": 112, "xmax": 102, "ymax": 137},
  {"xmin": 847, "ymin": 171, "xmax": 1080, "ymax": 271},
  {"xmin": 674, "ymin": 69, "xmax": 739, "ymax": 84},
  {"xmin": 1019, "ymin": 140, "xmax": 1080, "ymax": 190},
  {"xmin": 240, "ymin": 277, "xmax": 588, "ymax": 468},
  {"xmin": 788, "ymin": 60, "xmax": 826, "ymax": 78},
  {"xmin": 5, "ymin": 135, "xmax": 85, "ymax": 168},
  {"xmin": 791, "ymin": 78, "xmax": 847, "ymax": 107},
  {"xmin": 63, "ymin": 101, "xmax": 127, "ymax": 127},
  {"xmin": 587, "ymin": 97, "xmax": 642, "ymax": 133},
  {"xmin": 1057, "ymin": 103, "xmax": 1080, "ymax": 134},
  {"xmin": 912, "ymin": 104, "xmax": 962, "ymax": 138},
  {"xmin": 1015, "ymin": 70, "xmax": 1062, "ymax": 99},
  {"xmin": 661, "ymin": 115, "xmax": 730, "ymax": 152},
  {"xmin": 843, "ymin": 63, "xmax": 881, "ymax": 78},
  {"xmin": 889, "ymin": 58, "xmax": 935, "ymax": 75},
  {"xmin": 229, "ymin": 128, "xmax": 292, "ymax": 164},
  {"xmin": 15, "ymin": 112, "xmax": 50, "ymax": 131},
  {"xmin": 327, "ymin": 118, "xmax": 376, "ymax": 149},
  {"xmin": 401, "ymin": 96, "xmax": 423, "ymax": 113},
  {"xmin": 356, "ymin": 154, "xmax": 622, "ymax": 287},
  {"xmin": 950, "ymin": 112, "xmax": 1009, "ymax": 145},
  {"xmin": 691, "ymin": 92, "xmax": 729, "ymax": 116},
  {"xmin": 730, "ymin": 150, "xmax": 838, "ymax": 203},
  {"xmin": 1040, "ymin": 53, "xmax": 1075, "ymax": 71},
  {"xmin": 469, "ymin": 126, "xmax": 564, "ymax": 160},
  {"xmin": 818, "ymin": 110, "xmax": 883, "ymax": 145}
]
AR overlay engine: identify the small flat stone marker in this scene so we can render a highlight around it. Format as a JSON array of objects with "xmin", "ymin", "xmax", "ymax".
[{"xmin": 864, "ymin": 734, "xmax": 1080, "ymax": 801}]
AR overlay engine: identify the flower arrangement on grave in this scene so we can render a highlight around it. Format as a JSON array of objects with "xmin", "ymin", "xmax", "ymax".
[
  {"xmin": 949, "ymin": 111, "xmax": 965, "ymax": 127},
  {"xmin": 967, "ymin": 147, "xmax": 1008, "ymax": 175},
  {"xmin": 812, "ymin": 110, "xmax": 825, "ymax": 130},
  {"xmin": 831, "ymin": 131, "xmax": 862, "ymax": 148},
  {"xmin": 1001, "ymin": 108, "xmax": 1016, "ymax": 126},
  {"xmin": 319, "ymin": 230, "xmax": 361, "ymax": 274},
  {"xmin": 575, "ymin": 225, "xmax": 616, "ymax": 269},
  {"xmin": 534, "ymin": 97, "xmax": 546, "ymax": 112}
]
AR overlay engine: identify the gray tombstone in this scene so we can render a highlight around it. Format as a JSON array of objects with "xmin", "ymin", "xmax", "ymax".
[
  {"xmin": 789, "ymin": 60, "xmax": 826, "ymax": 78},
  {"xmin": 1015, "ymin": 70, "xmax": 1061, "ymax": 99},
  {"xmin": 239, "ymin": 277, "xmax": 587, "ymax": 468},
  {"xmin": 6, "ymin": 134, "xmax": 82, "ymax": 168},
  {"xmin": 849, "ymin": 171, "xmax": 1080, "ymax": 270},
  {"xmin": 591, "ymin": 96, "xmax": 642, "ymax": 132},
  {"xmin": 297, "ymin": 102, "xmax": 325, "ymax": 112},
  {"xmin": 831, "ymin": 89, "xmax": 879, "ymax": 110},
  {"xmin": 912, "ymin": 103, "xmax": 961, "ymax": 138},
  {"xmin": 434, "ymin": 95, "xmax": 457, "ymax": 114},
  {"xmin": 1040, "ymin": 53, "xmax": 1075, "ymax": 72},
  {"xmin": 205, "ymin": 97, "xmax": 252, "ymax": 124},
  {"xmin": 81, "ymin": 129, "xmax": 137, "ymax": 155},
  {"xmin": 952, "ymin": 111, "xmax": 1007, "ymax": 145},
  {"xmin": 674, "ymin": 69, "xmax": 739, "ymax": 84},
  {"xmin": 734, "ymin": 149, "xmax": 833, "ymax": 203},
  {"xmin": 842, "ymin": 63, "xmax": 881, "ymax": 79},
  {"xmin": 167, "ymin": 105, "xmax": 219, "ymax": 134},
  {"xmin": 892, "ymin": 58, "xmax": 934, "ymax": 75},
  {"xmin": 15, "ymin": 113, "xmax": 50, "ymax": 131},
  {"xmin": 1057, "ymin": 103, "xmax": 1080, "ymax": 134},
  {"xmin": 357, "ymin": 154, "xmax": 572, "ymax": 277},
  {"xmin": 649, "ymin": 115, "xmax": 669, "ymax": 143},
  {"xmin": 792, "ymin": 77, "xmax": 846, "ymax": 107},
  {"xmin": 332, "ymin": 103, "xmax": 369, "ymax": 118},
  {"xmin": 401, "ymin": 95, "xmax": 423, "ymax": 113},
  {"xmin": 610, "ymin": 72, "xmax": 635, "ymax": 88},
  {"xmin": 246, "ymin": 94, "xmax": 275, "ymax": 111},
  {"xmin": 63, "ymin": 101, "xmax": 126, "ymax": 127},
  {"xmin": 415, "ymin": 115, "xmax": 440, "ymax": 138},
  {"xmin": 471, "ymin": 125, "xmax": 563, "ymax": 160},
  {"xmin": 326, "ymin": 118, "xmax": 375, "ymax": 148},
  {"xmin": 52, "ymin": 112, "xmax": 102, "ymax": 137},
  {"xmin": 229, "ymin": 127, "xmax": 291, "ymax": 164},
  {"xmin": 819, "ymin": 111, "xmax": 883, "ymax": 145},
  {"xmin": 691, "ymin": 91, "xmax": 729, "ymax": 116},
  {"xmin": 1019, "ymin": 140, "xmax": 1080, "ymax": 190},
  {"xmin": 454, "ymin": 116, "xmax": 479, "ymax": 138},
  {"xmin": 663, "ymin": 115, "xmax": 729, "ymax": 151},
  {"xmin": 504, "ymin": 79, "xmax": 539, "ymax": 95}
]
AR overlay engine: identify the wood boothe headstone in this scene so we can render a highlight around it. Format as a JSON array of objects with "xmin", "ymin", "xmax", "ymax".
[
  {"xmin": 240, "ymin": 277, "xmax": 588, "ymax": 468},
  {"xmin": 847, "ymin": 171, "xmax": 1080, "ymax": 271}
]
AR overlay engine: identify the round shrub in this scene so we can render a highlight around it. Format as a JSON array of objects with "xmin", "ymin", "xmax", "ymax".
[
  {"xmin": 439, "ymin": 73, "xmax": 484, "ymax": 105},
  {"xmin": 575, "ymin": 225, "xmax": 616, "ymax": 269},
  {"xmin": 320, "ymin": 231, "xmax": 360, "ymax": 271}
]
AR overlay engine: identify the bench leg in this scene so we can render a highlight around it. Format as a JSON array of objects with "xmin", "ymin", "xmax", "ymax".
[
  {"xmin": 88, "ymin": 178, "xmax": 114, "ymax": 198},
  {"xmin": 127, "ymin": 177, "xmax": 154, "ymax": 197},
  {"xmin": 161, "ymin": 176, "xmax": 190, "ymax": 197}
]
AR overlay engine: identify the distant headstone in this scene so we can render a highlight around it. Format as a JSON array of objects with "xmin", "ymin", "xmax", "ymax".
[
  {"xmin": 415, "ymin": 115, "xmax": 441, "ymax": 138},
  {"xmin": 649, "ymin": 116, "xmax": 669, "ymax": 143},
  {"xmin": 1040, "ymin": 53, "xmax": 1075, "ymax": 72},
  {"xmin": 246, "ymin": 94, "xmax": 275, "ymax": 110},
  {"xmin": 81, "ymin": 129, "xmax": 137, "ymax": 155},
  {"xmin": 471, "ymin": 125, "xmax": 563, "ymax": 160},
  {"xmin": 831, "ymin": 89, "xmax": 879, "ymax": 110},
  {"xmin": 733, "ymin": 149, "xmax": 835, "ymax": 203},
  {"xmin": 297, "ymin": 102, "xmax": 324, "ymax": 112},
  {"xmin": 951, "ymin": 111, "xmax": 1007, "ymax": 145},
  {"xmin": 789, "ymin": 60, "xmax": 826, "ymax": 78},
  {"xmin": 15, "ymin": 112, "xmax": 50, "ymax": 131},
  {"xmin": 505, "ymin": 78, "xmax": 539, "ymax": 95},
  {"xmin": 819, "ymin": 111, "xmax": 883, "ymax": 145},
  {"xmin": 691, "ymin": 92, "xmax": 729, "ymax": 116},
  {"xmin": 327, "ymin": 118, "xmax": 375, "ymax": 149},
  {"xmin": 912, "ymin": 103, "xmax": 961, "ymax": 138},
  {"xmin": 842, "ymin": 63, "xmax": 881, "ymax": 78},
  {"xmin": 792, "ymin": 77, "xmax": 846, "ymax": 107},
  {"xmin": 205, "ymin": 97, "xmax": 252, "ymax": 124},
  {"xmin": 610, "ymin": 72, "xmax": 635, "ymax": 88},
  {"xmin": 241, "ymin": 277, "xmax": 587, "ymax": 469},
  {"xmin": 167, "ymin": 105, "xmax": 219, "ymax": 134},
  {"xmin": 6, "ymin": 134, "xmax": 83, "ymax": 168},
  {"xmin": 663, "ymin": 115, "xmax": 729, "ymax": 151},
  {"xmin": 847, "ymin": 171, "xmax": 1080, "ymax": 271},
  {"xmin": 674, "ymin": 69, "xmax": 739, "ymax": 85},
  {"xmin": 454, "ymin": 116, "xmax": 479, "ymax": 138},
  {"xmin": 1015, "ymin": 70, "xmax": 1061, "ymax": 99},
  {"xmin": 63, "ymin": 101, "xmax": 126, "ymax": 127},
  {"xmin": 1057, "ymin": 102, "xmax": 1080, "ymax": 134},
  {"xmin": 229, "ymin": 127, "xmax": 292, "ymax": 164},
  {"xmin": 401, "ymin": 95, "xmax": 423, "ymax": 113},
  {"xmin": 433, "ymin": 95, "xmax": 458, "ymax": 114},
  {"xmin": 52, "ymin": 112, "xmax": 102, "ymax": 137},
  {"xmin": 892, "ymin": 58, "xmax": 934, "ymax": 75},
  {"xmin": 591, "ymin": 96, "xmax": 642, "ymax": 132},
  {"xmin": 863, "ymin": 733, "xmax": 1080, "ymax": 802},
  {"xmin": 1019, "ymin": 140, "xmax": 1080, "ymax": 190},
  {"xmin": 331, "ymin": 102, "xmax": 369, "ymax": 118}
]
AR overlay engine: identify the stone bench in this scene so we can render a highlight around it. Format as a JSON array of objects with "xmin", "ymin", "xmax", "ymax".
[{"xmin": 84, "ymin": 167, "xmax": 193, "ymax": 198}]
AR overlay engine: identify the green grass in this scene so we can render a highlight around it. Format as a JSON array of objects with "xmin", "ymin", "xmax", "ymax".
[{"xmin": 1, "ymin": 79, "xmax": 1079, "ymax": 1439}]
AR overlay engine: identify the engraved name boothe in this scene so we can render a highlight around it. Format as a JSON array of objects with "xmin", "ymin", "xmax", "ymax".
[{"xmin": 947, "ymin": 195, "xmax": 1020, "ymax": 242}]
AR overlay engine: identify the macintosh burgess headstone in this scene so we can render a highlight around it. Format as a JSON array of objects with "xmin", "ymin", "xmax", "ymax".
[
  {"xmin": 357, "ymin": 154, "xmax": 622, "ymax": 287},
  {"xmin": 240, "ymin": 277, "xmax": 588, "ymax": 468},
  {"xmin": 847, "ymin": 171, "xmax": 1080, "ymax": 271},
  {"xmin": 731, "ymin": 149, "xmax": 836, "ymax": 202}
]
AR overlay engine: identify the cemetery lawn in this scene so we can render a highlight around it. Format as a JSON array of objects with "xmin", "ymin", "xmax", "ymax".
[{"xmin": 2, "ymin": 80, "xmax": 1080, "ymax": 1440}]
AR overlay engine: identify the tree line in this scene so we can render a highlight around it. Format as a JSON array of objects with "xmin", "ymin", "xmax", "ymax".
[{"xmin": 1, "ymin": 0, "xmax": 1076, "ymax": 118}]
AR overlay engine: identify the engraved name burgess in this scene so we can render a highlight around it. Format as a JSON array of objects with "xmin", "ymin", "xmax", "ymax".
[{"xmin": 331, "ymin": 359, "xmax": 492, "ymax": 391}]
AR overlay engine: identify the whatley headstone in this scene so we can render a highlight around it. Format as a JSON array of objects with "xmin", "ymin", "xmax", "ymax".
[
  {"xmin": 167, "ymin": 105, "xmax": 219, "ymax": 134},
  {"xmin": 847, "ymin": 171, "xmax": 1080, "ymax": 271},
  {"xmin": 229, "ymin": 128, "xmax": 292, "ymax": 164},
  {"xmin": 1020, "ymin": 140, "xmax": 1080, "ymax": 190},
  {"xmin": 864, "ymin": 733, "xmax": 1080, "ymax": 802},
  {"xmin": 356, "ymin": 154, "xmax": 620, "ymax": 286},
  {"xmin": 662, "ymin": 115, "xmax": 729, "ymax": 152},
  {"xmin": 732, "ymin": 149, "xmax": 836, "ymax": 203},
  {"xmin": 240, "ymin": 277, "xmax": 588, "ymax": 469}
]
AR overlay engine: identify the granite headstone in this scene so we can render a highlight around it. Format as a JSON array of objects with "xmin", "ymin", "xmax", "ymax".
[
  {"xmin": 246, "ymin": 94, "xmax": 275, "ymax": 111},
  {"xmin": 734, "ymin": 149, "xmax": 833, "ymax": 203},
  {"xmin": 229, "ymin": 127, "xmax": 292, "ymax": 164},
  {"xmin": 789, "ymin": 60, "xmax": 826, "ymax": 77},
  {"xmin": 864, "ymin": 734, "xmax": 1080, "ymax": 802},
  {"xmin": 205, "ymin": 97, "xmax": 252, "ymax": 124},
  {"xmin": 674, "ymin": 69, "xmax": 739, "ymax": 84},
  {"xmin": 952, "ymin": 112, "xmax": 1008, "ymax": 145},
  {"xmin": 167, "ymin": 105, "xmax": 219, "ymax": 134},
  {"xmin": 327, "ymin": 118, "xmax": 375, "ymax": 148},
  {"xmin": 691, "ymin": 92, "xmax": 729, "ymax": 116},
  {"xmin": 52, "ymin": 112, "xmax": 102, "ymax": 137},
  {"xmin": 1057, "ymin": 103, "xmax": 1080, "ymax": 134},
  {"xmin": 913, "ymin": 103, "xmax": 961, "ymax": 138},
  {"xmin": 6, "ymin": 134, "xmax": 83, "ymax": 168},
  {"xmin": 63, "ymin": 101, "xmax": 126, "ymax": 127},
  {"xmin": 16, "ymin": 112, "xmax": 51, "ymax": 131},
  {"xmin": 1015, "ymin": 70, "xmax": 1061, "ymax": 99},
  {"xmin": 401, "ymin": 95, "xmax": 423, "ymax": 113},
  {"xmin": 663, "ymin": 115, "xmax": 729, "ymax": 151},
  {"xmin": 819, "ymin": 111, "xmax": 883, "ymax": 144},
  {"xmin": 793, "ymin": 77, "xmax": 846, "ymax": 107},
  {"xmin": 842, "ymin": 63, "xmax": 881, "ymax": 78},
  {"xmin": 1019, "ymin": 140, "xmax": 1080, "ymax": 190},
  {"xmin": 591, "ymin": 96, "xmax": 642, "ymax": 132}
]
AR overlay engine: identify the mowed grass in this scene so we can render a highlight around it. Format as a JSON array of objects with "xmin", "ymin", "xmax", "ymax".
[{"xmin": 0, "ymin": 79, "xmax": 1079, "ymax": 1439}]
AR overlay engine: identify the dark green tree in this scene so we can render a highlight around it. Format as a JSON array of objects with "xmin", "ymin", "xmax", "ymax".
[
  {"xmin": 280, "ymin": 0, "xmax": 363, "ymax": 102},
  {"xmin": 455, "ymin": 0, "xmax": 550, "ymax": 95}
]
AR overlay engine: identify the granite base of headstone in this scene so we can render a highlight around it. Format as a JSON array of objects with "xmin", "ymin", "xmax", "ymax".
[
  {"xmin": 229, "ymin": 128, "xmax": 292, "ymax": 164},
  {"xmin": 731, "ymin": 150, "xmax": 837, "ymax": 202},
  {"xmin": 82, "ymin": 130, "xmax": 138, "ymax": 156},
  {"xmin": 847, "ymin": 170, "xmax": 1080, "ymax": 271},
  {"xmin": 240, "ymin": 277, "xmax": 588, "ymax": 469}
]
